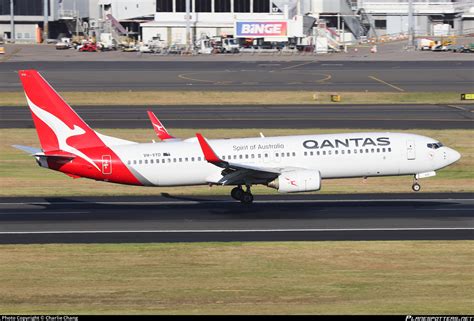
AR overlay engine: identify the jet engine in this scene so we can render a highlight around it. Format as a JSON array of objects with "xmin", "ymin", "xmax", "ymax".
[{"xmin": 267, "ymin": 170, "xmax": 321, "ymax": 193}]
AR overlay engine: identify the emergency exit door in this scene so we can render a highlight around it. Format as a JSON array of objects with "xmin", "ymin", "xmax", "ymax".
[{"xmin": 407, "ymin": 140, "xmax": 416, "ymax": 160}]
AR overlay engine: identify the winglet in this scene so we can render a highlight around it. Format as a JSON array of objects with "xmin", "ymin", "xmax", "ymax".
[
  {"xmin": 147, "ymin": 110, "xmax": 175, "ymax": 141},
  {"xmin": 196, "ymin": 133, "xmax": 224, "ymax": 164}
]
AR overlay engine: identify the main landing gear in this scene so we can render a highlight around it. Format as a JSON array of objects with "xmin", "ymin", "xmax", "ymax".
[
  {"xmin": 412, "ymin": 176, "xmax": 421, "ymax": 192},
  {"xmin": 231, "ymin": 185, "xmax": 254, "ymax": 204}
]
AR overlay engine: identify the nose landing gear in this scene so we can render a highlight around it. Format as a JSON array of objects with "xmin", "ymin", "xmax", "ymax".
[
  {"xmin": 231, "ymin": 185, "xmax": 254, "ymax": 204},
  {"xmin": 412, "ymin": 176, "xmax": 421, "ymax": 192}
]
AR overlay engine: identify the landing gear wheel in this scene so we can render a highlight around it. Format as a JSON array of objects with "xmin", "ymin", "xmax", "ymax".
[
  {"xmin": 412, "ymin": 183, "xmax": 421, "ymax": 192},
  {"xmin": 231, "ymin": 187, "xmax": 244, "ymax": 200},
  {"xmin": 241, "ymin": 192, "xmax": 254, "ymax": 204}
]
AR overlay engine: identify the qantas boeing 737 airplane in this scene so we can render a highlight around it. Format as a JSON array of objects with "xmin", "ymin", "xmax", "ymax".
[{"xmin": 14, "ymin": 70, "xmax": 461, "ymax": 203}]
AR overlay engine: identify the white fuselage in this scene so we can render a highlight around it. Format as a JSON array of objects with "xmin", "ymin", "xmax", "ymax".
[{"xmin": 109, "ymin": 132, "xmax": 460, "ymax": 187}]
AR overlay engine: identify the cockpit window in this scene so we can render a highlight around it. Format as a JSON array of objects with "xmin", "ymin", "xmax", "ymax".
[{"xmin": 427, "ymin": 142, "xmax": 443, "ymax": 149}]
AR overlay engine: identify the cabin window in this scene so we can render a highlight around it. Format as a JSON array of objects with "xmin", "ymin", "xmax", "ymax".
[
  {"xmin": 292, "ymin": 152, "xmax": 296, "ymax": 156},
  {"xmin": 335, "ymin": 150, "xmax": 338, "ymax": 155},
  {"xmin": 275, "ymin": 153, "xmax": 279, "ymax": 157},
  {"xmin": 145, "ymin": 160, "xmax": 148, "ymax": 164},
  {"xmin": 258, "ymin": 154, "xmax": 261, "ymax": 158},
  {"xmin": 360, "ymin": 149, "xmax": 364, "ymax": 153},
  {"xmin": 281, "ymin": 153, "xmax": 284, "ymax": 158},
  {"xmin": 377, "ymin": 148, "xmax": 380, "ymax": 153},
  {"xmin": 127, "ymin": 160, "xmax": 131, "ymax": 165},
  {"xmin": 251, "ymin": 154, "xmax": 255, "ymax": 159},
  {"xmin": 179, "ymin": 158, "xmax": 182, "ymax": 162},
  {"xmin": 341, "ymin": 150, "xmax": 344, "ymax": 155},
  {"xmin": 151, "ymin": 159, "xmax": 154, "ymax": 164},
  {"xmin": 382, "ymin": 148, "xmax": 386, "ymax": 153},
  {"xmin": 245, "ymin": 155, "xmax": 249, "ymax": 159},
  {"xmin": 167, "ymin": 159, "xmax": 171, "ymax": 163},
  {"xmin": 198, "ymin": 157, "xmax": 202, "ymax": 161},
  {"xmin": 371, "ymin": 148, "xmax": 375, "ymax": 153},
  {"xmin": 323, "ymin": 151, "xmax": 326, "ymax": 155},
  {"xmin": 347, "ymin": 150, "xmax": 351, "ymax": 154},
  {"xmin": 185, "ymin": 157, "xmax": 188, "ymax": 162},
  {"xmin": 388, "ymin": 148, "xmax": 392, "ymax": 152},
  {"xmin": 310, "ymin": 151, "xmax": 314, "ymax": 156},
  {"xmin": 304, "ymin": 151, "xmax": 307, "ymax": 156},
  {"xmin": 287, "ymin": 152, "xmax": 290, "ymax": 157},
  {"xmin": 222, "ymin": 156, "xmax": 225, "ymax": 160},
  {"xmin": 139, "ymin": 160, "xmax": 142, "ymax": 164},
  {"xmin": 317, "ymin": 151, "xmax": 320, "ymax": 156}
]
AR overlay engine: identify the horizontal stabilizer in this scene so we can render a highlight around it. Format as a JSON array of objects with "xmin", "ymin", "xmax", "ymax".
[
  {"xmin": 34, "ymin": 151, "xmax": 76, "ymax": 160},
  {"xmin": 12, "ymin": 145, "xmax": 42, "ymax": 155}
]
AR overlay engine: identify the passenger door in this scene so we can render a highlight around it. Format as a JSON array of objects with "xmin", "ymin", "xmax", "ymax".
[{"xmin": 102, "ymin": 155, "xmax": 112, "ymax": 175}]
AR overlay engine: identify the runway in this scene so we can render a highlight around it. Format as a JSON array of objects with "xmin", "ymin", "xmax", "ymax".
[
  {"xmin": 1, "ymin": 61, "xmax": 473, "ymax": 92},
  {"xmin": 0, "ymin": 193, "xmax": 472, "ymax": 244},
  {"xmin": 1, "ymin": 104, "xmax": 473, "ymax": 129}
]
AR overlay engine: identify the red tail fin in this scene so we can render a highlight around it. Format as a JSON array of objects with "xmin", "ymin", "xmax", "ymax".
[
  {"xmin": 147, "ymin": 110, "xmax": 175, "ymax": 141},
  {"xmin": 18, "ymin": 70, "xmax": 105, "ymax": 152}
]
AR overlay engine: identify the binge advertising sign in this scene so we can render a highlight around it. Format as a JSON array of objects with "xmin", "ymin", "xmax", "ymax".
[{"xmin": 235, "ymin": 21, "xmax": 287, "ymax": 37}]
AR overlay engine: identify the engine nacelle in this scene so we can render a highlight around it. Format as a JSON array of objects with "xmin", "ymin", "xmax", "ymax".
[{"xmin": 267, "ymin": 170, "xmax": 321, "ymax": 193}]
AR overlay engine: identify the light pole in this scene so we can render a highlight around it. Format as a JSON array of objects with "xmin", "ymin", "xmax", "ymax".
[
  {"xmin": 43, "ymin": 0, "xmax": 49, "ymax": 43},
  {"xmin": 10, "ymin": 0, "xmax": 15, "ymax": 43},
  {"xmin": 186, "ymin": 0, "xmax": 191, "ymax": 50},
  {"xmin": 408, "ymin": 0, "xmax": 415, "ymax": 47}
]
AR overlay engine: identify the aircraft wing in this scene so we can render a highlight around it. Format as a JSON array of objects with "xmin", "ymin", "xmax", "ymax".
[
  {"xmin": 196, "ymin": 133, "xmax": 282, "ymax": 185},
  {"xmin": 147, "ymin": 111, "xmax": 179, "ymax": 141}
]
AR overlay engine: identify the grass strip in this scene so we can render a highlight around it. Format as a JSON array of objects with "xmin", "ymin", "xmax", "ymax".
[
  {"xmin": 0, "ymin": 91, "xmax": 468, "ymax": 106},
  {"xmin": 0, "ymin": 241, "xmax": 472, "ymax": 314}
]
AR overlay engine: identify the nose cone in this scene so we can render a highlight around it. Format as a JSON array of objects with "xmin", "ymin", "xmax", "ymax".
[{"xmin": 449, "ymin": 148, "xmax": 461, "ymax": 164}]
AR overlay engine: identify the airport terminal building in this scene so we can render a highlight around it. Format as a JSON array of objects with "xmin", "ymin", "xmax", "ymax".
[
  {"xmin": 1, "ymin": 0, "xmax": 473, "ymax": 43},
  {"xmin": 139, "ymin": 0, "xmax": 474, "ymax": 45}
]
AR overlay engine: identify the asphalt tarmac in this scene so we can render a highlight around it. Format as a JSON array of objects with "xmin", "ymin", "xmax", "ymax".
[
  {"xmin": 0, "ymin": 193, "xmax": 472, "ymax": 244},
  {"xmin": 1, "ymin": 104, "xmax": 473, "ymax": 129},
  {"xmin": 1, "ymin": 61, "xmax": 473, "ymax": 92}
]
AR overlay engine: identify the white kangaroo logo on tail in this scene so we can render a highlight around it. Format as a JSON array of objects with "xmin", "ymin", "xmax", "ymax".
[
  {"xmin": 153, "ymin": 123, "xmax": 166, "ymax": 133},
  {"xmin": 26, "ymin": 95, "xmax": 101, "ymax": 172}
]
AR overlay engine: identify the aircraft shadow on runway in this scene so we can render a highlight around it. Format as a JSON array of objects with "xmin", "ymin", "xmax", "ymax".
[{"xmin": 3, "ymin": 195, "xmax": 469, "ymax": 222}]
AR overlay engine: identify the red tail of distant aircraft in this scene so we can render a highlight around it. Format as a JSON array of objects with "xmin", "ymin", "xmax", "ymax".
[{"xmin": 147, "ymin": 110, "xmax": 176, "ymax": 141}]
